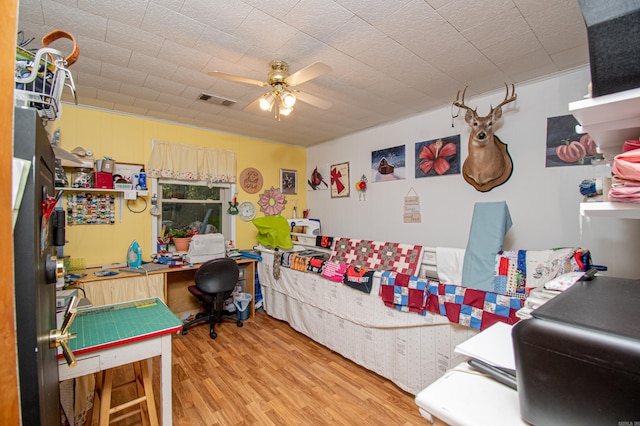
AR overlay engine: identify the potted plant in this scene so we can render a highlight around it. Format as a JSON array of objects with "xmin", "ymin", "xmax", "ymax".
[
  {"xmin": 168, "ymin": 229, "xmax": 191, "ymax": 252},
  {"xmin": 168, "ymin": 227, "xmax": 200, "ymax": 252}
]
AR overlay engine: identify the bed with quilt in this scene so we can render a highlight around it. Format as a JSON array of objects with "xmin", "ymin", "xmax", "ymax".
[{"xmin": 256, "ymin": 236, "xmax": 590, "ymax": 395}]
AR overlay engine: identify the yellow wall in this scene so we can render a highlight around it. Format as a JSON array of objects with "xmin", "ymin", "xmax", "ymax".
[{"xmin": 53, "ymin": 105, "xmax": 306, "ymax": 266}]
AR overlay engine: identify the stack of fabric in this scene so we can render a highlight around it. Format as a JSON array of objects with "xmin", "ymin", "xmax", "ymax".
[{"xmin": 609, "ymin": 145, "xmax": 640, "ymax": 202}]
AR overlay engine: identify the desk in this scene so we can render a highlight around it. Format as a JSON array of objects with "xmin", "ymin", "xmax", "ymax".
[
  {"xmin": 58, "ymin": 298, "xmax": 182, "ymax": 426},
  {"xmin": 414, "ymin": 363, "xmax": 528, "ymax": 426},
  {"xmin": 76, "ymin": 257, "xmax": 258, "ymax": 318}
]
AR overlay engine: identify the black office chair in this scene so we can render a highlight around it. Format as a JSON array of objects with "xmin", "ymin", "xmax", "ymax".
[{"xmin": 181, "ymin": 257, "xmax": 243, "ymax": 339}]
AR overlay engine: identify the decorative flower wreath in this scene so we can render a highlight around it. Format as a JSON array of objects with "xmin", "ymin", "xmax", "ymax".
[
  {"xmin": 355, "ymin": 174, "xmax": 368, "ymax": 201},
  {"xmin": 257, "ymin": 186, "xmax": 286, "ymax": 216}
]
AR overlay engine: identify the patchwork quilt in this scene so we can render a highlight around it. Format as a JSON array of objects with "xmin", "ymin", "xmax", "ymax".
[
  {"xmin": 330, "ymin": 238, "xmax": 424, "ymax": 275},
  {"xmin": 493, "ymin": 247, "xmax": 590, "ymax": 298},
  {"xmin": 426, "ymin": 282, "xmax": 523, "ymax": 331},
  {"xmin": 379, "ymin": 271, "xmax": 429, "ymax": 315}
]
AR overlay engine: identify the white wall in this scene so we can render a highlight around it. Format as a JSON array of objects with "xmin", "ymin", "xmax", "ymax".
[{"xmin": 306, "ymin": 67, "xmax": 640, "ymax": 279}]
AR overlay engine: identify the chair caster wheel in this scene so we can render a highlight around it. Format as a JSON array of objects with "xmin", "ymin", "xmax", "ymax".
[
  {"xmin": 237, "ymin": 321, "xmax": 243, "ymax": 327},
  {"xmin": 210, "ymin": 331, "xmax": 217, "ymax": 339},
  {"xmin": 182, "ymin": 330, "xmax": 188, "ymax": 336}
]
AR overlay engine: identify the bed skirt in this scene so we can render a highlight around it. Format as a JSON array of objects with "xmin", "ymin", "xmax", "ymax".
[{"xmin": 257, "ymin": 249, "xmax": 477, "ymax": 395}]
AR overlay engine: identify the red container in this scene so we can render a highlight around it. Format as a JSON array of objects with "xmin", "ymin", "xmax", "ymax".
[{"xmin": 94, "ymin": 171, "xmax": 113, "ymax": 189}]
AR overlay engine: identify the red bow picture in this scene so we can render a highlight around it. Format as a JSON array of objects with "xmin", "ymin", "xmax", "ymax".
[{"xmin": 331, "ymin": 167, "xmax": 345, "ymax": 194}]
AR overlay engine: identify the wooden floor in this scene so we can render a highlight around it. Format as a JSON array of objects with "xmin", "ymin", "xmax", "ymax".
[{"xmin": 164, "ymin": 310, "xmax": 426, "ymax": 425}]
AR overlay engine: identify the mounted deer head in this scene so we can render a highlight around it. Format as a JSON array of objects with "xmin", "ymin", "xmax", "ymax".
[{"xmin": 453, "ymin": 83, "xmax": 517, "ymax": 192}]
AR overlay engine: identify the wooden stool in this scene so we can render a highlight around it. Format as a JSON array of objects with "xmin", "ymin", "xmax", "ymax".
[{"xmin": 95, "ymin": 360, "xmax": 159, "ymax": 426}]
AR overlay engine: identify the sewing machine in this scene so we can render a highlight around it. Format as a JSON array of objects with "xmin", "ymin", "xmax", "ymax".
[{"xmin": 287, "ymin": 218, "xmax": 321, "ymax": 247}]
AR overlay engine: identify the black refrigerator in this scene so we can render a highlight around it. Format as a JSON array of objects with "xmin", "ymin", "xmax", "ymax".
[{"xmin": 13, "ymin": 106, "xmax": 64, "ymax": 425}]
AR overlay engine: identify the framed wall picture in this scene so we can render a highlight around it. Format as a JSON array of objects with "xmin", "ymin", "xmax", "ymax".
[
  {"xmin": 330, "ymin": 162, "xmax": 350, "ymax": 198},
  {"xmin": 280, "ymin": 168, "xmax": 297, "ymax": 194}
]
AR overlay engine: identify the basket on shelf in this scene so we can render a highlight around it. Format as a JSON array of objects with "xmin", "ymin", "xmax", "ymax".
[{"xmin": 15, "ymin": 30, "xmax": 79, "ymax": 121}]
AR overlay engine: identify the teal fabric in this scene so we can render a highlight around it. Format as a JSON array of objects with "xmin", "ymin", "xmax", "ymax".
[
  {"xmin": 461, "ymin": 201, "xmax": 512, "ymax": 291},
  {"xmin": 252, "ymin": 215, "xmax": 293, "ymax": 249}
]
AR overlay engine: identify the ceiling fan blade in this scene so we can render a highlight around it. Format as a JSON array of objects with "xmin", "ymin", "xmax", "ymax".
[
  {"xmin": 293, "ymin": 91, "xmax": 333, "ymax": 110},
  {"xmin": 285, "ymin": 62, "xmax": 332, "ymax": 86},
  {"xmin": 208, "ymin": 71, "xmax": 267, "ymax": 87}
]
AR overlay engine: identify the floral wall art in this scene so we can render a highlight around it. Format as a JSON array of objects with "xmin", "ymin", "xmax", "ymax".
[
  {"xmin": 545, "ymin": 115, "xmax": 602, "ymax": 167},
  {"xmin": 371, "ymin": 145, "xmax": 406, "ymax": 182},
  {"xmin": 415, "ymin": 135, "xmax": 460, "ymax": 178}
]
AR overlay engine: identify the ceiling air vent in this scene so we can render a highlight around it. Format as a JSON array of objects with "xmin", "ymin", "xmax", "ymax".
[{"xmin": 197, "ymin": 92, "xmax": 236, "ymax": 107}]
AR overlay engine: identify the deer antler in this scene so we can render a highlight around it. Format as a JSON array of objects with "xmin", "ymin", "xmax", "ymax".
[
  {"xmin": 490, "ymin": 83, "xmax": 517, "ymax": 113},
  {"xmin": 453, "ymin": 86, "xmax": 476, "ymax": 113}
]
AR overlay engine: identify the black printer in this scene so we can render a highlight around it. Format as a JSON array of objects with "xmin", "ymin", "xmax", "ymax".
[{"xmin": 512, "ymin": 276, "xmax": 640, "ymax": 425}]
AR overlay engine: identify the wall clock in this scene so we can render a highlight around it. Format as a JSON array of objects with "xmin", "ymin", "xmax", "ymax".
[{"xmin": 238, "ymin": 200, "xmax": 257, "ymax": 222}]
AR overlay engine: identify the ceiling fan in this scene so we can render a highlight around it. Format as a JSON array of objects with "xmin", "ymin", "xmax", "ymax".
[{"xmin": 208, "ymin": 60, "xmax": 332, "ymax": 120}]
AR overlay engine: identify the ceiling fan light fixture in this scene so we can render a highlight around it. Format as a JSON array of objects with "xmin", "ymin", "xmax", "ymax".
[
  {"xmin": 281, "ymin": 90, "xmax": 296, "ymax": 108},
  {"xmin": 280, "ymin": 103, "xmax": 293, "ymax": 116},
  {"xmin": 259, "ymin": 92, "xmax": 275, "ymax": 111}
]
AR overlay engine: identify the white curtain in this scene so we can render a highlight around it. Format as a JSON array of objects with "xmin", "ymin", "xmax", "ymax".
[{"xmin": 147, "ymin": 140, "xmax": 236, "ymax": 184}]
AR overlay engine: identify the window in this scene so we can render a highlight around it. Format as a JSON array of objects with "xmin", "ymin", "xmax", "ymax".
[{"xmin": 154, "ymin": 179, "xmax": 232, "ymax": 242}]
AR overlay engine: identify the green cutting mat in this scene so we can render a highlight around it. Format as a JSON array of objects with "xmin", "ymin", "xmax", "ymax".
[{"xmin": 68, "ymin": 298, "xmax": 182, "ymax": 352}]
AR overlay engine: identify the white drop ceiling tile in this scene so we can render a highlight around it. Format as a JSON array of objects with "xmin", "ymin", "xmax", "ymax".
[
  {"xmin": 141, "ymin": 3, "xmax": 206, "ymax": 48},
  {"xmin": 166, "ymin": 105, "xmax": 201, "ymax": 119},
  {"xmin": 399, "ymin": 22, "xmax": 469, "ymax": 61},
  {"xmin": 96, "ymin": 89, "xmax": 136, "ymax": 106},
  {"xmin": 234, "ymin": 9, "xmax": 298, "ymax": 51},
  {"xmin": 436, "ymin": 0, "xmax": 517, "ymax": 32},
  {"xmin": 106, "ymin": 21, "xmax": 163, "ymax": 57},
  {"xmin": 179, "ymin": 0, "xmax": 252, "ymax": 33},
  {"xmin": 497, "ymin": 48, "xmax": 555, "ymax": 76},
  {"xmin": 242, "ymin": 0, "xmax": 300, "ymax": 18},
  {"xmin": 70, "ymin": 55, "xmax": 102, "ymax": 75},
  {"xmin": 321, "ymin": 16, "xmax": 386, "ymax": 57},
  {"xmin": 481, "ymin": 30, "xmax": 543, "ymax": 65},
  {"xmin": 150, "ymin": 0, "xmax": 183, "ymax": 11},
  {"xmin": 18, "ymin": 0, "xmax": 45, "ymax": 25},
  {"xmin": 75, "ymin": 71, "xmax": 122, "ymax": 92},
  {"xmin": 550, "ymin": 43, "xmax": 589, "ymax": 70},
  {"xmin": 424, "ymin": 0, "xmax": 451, "ymax": 9},
  {"xmin": 336, "ymin": 0, "xmax": 412, "ymax": 26},
  {"xmin": 74, "ymin": 85, "xmax": 98, "ymax": 99},
  {"xmin": 143, "ymin": 75, "xmax": 187, "ymax": 96},
  {"xmin": 376, "ymin": 0, "xmax": 439, "ymax": 38},
  {"xmin": 78, "ymin": 0, "xmax": 148, "ymax": 27},
  {"xmin": 41, "ymin": 0, "xmax": 107, "ymax": 41},
  {"xmin": 114, "ymin": 103, "xmax": 149, "ymax": 116},
  {"xmin": 146, "ymin": 110, "xmax": 181, "ymax": 122},
  {"xmin": 536, "ymin": 25, "xmax": 588, "ymax": 56},
  {"xmin": 129, "ymin": 51, "xmax": 179, "ymax": 80},
  {"xmin": 169, "ymin": 68, "xmax": 215, "ymax": 93},
  {"xmin": 194, "ymin": 26, "xmax": 251, "ymax": 63},
  {"xmin": 100, "ymin": 63, "xmax": 147, "ymax": 87},
  {"xmin": 352, "ymin": 37, "xmax": 411, "ymax": 73},
  {"xmin": 461, "ymin": 8, "xmax": 529, "ymax": 50},
  {"xmin": 80, "ymin": 97, "xmax": 116, "ymax": 110},
  {"xmin": 133, "ymin": 97, "xmax": 170, "ymax": 112},
  {"xmin": 157, "ymin": 39, "xmax": 212, "ymax": 71},
  {"xmin": 525, "ymin": 1, "xmax": 586, "ymax": 53},
  {"xmin": 75, "ymin": 35, "xmax": 132, "ymax": 67},
  {"xmin": 120, "ymin": 82, "xmax": 161, "ymax": 101},
  {"xmin": 275, "ymin": 32, "xmax": 328, "ymax": 65},
  {"xmin": 282, "ymin": 0, "xmax": 354, "ymax": 41},
  {"xmin": 513, "ymin": 0, "xmax": 569, "ymax": 17}
]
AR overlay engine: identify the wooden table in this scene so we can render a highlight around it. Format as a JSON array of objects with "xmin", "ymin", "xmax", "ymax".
[
  {"xmin": 58, "ymin": 298, "xmax": 183, "ymax": 426},
  {"xmin": 75, "ymin": 257, "xmax": 258, "ymax": 318}
]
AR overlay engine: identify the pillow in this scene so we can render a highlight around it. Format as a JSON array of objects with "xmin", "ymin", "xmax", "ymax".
[
  {"xmin": 462, "ymin": 201, "xmax": 512, "ymax": 291},
  {"xmin": 252, "ymin": 215, "xmax": 293, "ymax": 249}
]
